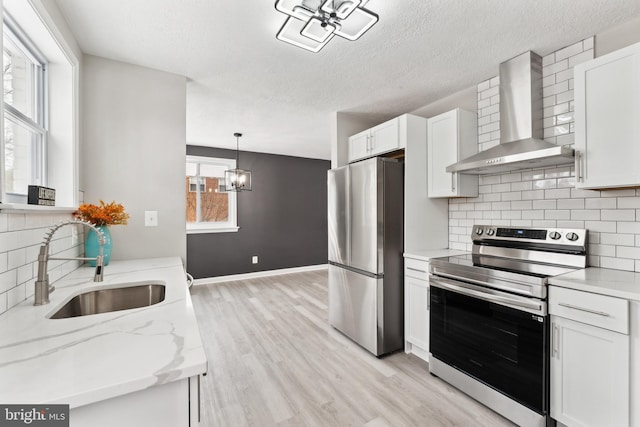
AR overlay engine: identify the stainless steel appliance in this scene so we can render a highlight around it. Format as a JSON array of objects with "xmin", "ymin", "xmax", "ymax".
[
  {"xmin": 447, "ymin": 51, "xmax": 574, "ymax": 175},
  {"xmin": 429, "ymin": 225, "xmax": 587, "ymax": 427},
  {"xmin": 327, "ymin": 157, "xmax": 404, "ymax": 357}
]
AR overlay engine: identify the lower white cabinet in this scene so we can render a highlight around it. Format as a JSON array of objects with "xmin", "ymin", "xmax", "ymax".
[
  {"xmin": 404, "ymin": 257, "xmax": 430, "ymax": 361},
  {"xmin": 549, "ymin": 286, "xmax": 630, "ymax": 427},
  {"xmin": 71, "ymin": 375, "xmax": 201, "ymax": 427}
]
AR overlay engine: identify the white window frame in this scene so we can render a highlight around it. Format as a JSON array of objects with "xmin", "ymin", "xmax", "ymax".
[
  {"xmin": 0, "ymin": 0, "xmax": 80, "ymax": 211},
  {"xmin": 186, "ymin": 155, "xmax": 239, "ymax": 234},
  {"xmin": 2, "ymin": 12, "xmax": 48, "ymax": 204}
]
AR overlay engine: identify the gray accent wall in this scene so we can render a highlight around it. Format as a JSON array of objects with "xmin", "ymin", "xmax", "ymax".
[{"xmin": 186, "ymin": 146, "xmax": 330, "ymax": 278}]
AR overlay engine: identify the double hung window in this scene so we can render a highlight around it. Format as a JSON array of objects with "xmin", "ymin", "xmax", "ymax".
[
  {"xmin": 186, "ymin": 155, "xmax": 238, "ymax": 233},
  {"xmin": 3, "ymin": 15, "xmax": 47, "ymax": 202}
]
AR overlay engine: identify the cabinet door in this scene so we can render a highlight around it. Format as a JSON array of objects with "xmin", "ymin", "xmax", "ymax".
[
  {"xmin": 348, "ymin": 130, "xmax": 370, "ymax": 163},
  {"xmin": 550, "ymin": 315, "xmax": 629, "ymax": 426},
  {"xmin": 574, "ymin": 43, "xmax": 640, "ymax": 189},
  {"xmin": 428, "ymin": 110, "xmax": 459, "ymax": 197},
  {"xmin": 406, "ymin": 276, "xmax": 429, "ymax": 353},
  {"xmin": 369, "ymin": 118, "xmax": 400, "ymax": 155}
]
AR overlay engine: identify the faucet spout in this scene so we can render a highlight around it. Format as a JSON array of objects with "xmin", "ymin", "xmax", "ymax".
[{"xmin": 34, "ymin": 220, "xmax": 106, "ymax": 306}]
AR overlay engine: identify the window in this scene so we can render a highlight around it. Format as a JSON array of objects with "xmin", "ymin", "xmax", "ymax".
[
  {"xmin": 186, "ymin": 155, "xmax": 238, "ymax": 233},
  {"xmin": 3, "ymin": 15, "xmax": 47, "ymax": 202},
  {"xmin": 188, "ymin": 176, "xmax": 206, "ymax": 193}
]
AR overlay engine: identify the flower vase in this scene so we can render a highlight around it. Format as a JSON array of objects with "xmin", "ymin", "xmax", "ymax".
[{"xmin": 85, "ymin": 226, "xmax": 112, "ymax": 266}]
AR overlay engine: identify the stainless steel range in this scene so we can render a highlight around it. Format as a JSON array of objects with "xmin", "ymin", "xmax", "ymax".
[{"xmin": 428, "ymin": 225, "xmax": 587, "ymax": 427}]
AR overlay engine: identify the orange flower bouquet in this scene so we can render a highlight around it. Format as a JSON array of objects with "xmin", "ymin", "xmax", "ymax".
[
  {"xmin": 74, "ymin": 200, "xmax": 130, "ymax": 226},
  {"xmin": 73, "ymin": 200, "xmax": 129, "ymax": 267}
]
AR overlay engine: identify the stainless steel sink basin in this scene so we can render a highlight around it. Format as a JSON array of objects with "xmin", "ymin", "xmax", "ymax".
[{"xmin": 50, "ymin": 282, "xmax": 166, "ymax": 319}]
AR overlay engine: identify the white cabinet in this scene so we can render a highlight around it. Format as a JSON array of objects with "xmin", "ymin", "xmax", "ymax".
[
  {"xmin": 347, "ymin": 116, "xmax": 403, "ymax": 163},
  {"xmin": 404, "ymin": 257, "xmax": 430, "ymax": 362},
  {"xmin": 549, "ymin": 286, "xmax": 630, "ymax": 427},
  {"xmin": 574, "ymin": 41, "xmax": 640, "ymax": 189},
  {"xmin": 427, "ymin": 108, "xmax": 478, "ymax": 198},
  {"xmin": 71, "ymin": 376, "xmax": 201, "ymax": 427}
]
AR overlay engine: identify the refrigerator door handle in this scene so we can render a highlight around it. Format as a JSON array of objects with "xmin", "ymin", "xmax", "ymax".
[{"xmin": 328, "ymin": 261, "xmax": 382, "ymax": 279}]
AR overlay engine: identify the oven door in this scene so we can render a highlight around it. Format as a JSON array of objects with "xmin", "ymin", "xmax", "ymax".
[{"xmin": 429, "ymin": 275, "xmax": 549, "ymax": 415}]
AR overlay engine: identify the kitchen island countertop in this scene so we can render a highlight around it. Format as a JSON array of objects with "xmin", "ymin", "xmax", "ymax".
[{"xmin": 0, "ymin": 257, "xmax": 207, "ymax": 408}]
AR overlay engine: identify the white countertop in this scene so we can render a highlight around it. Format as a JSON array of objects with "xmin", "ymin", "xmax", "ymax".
[
  {"xmin": 549, "ymin": 267, "xmax": 640, "ymax": 302},
  {"xmin": 0, "ymin": 257, "xmax": 207, "ymax": 408},
  {"xmin": 404, "ymin": 248, "xmax": 468, "ymax": 261}
]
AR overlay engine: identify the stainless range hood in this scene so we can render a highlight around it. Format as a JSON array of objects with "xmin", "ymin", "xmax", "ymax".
[{"xmin": 447, "ymin": 51, "xmax": 574, "ymax": 175}]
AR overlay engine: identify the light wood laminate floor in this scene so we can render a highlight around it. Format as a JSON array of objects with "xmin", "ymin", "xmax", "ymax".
[{"xmin": 190, "ymin": 270, "xmax": 515, "ymax": 427}]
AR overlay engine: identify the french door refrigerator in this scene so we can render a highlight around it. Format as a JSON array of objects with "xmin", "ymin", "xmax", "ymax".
[{"xmin": 327, "ymin": 157, "xmax": 404, "ymax": 356}]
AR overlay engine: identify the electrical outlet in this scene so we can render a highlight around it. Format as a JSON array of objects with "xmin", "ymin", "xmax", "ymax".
[
  {"xmin": 145, "ymin": 211, "xmax": 158, "ymax": 227},
  {"xmin": 252, "ymin": 256, "xmax": 258, "ymax": 264}
]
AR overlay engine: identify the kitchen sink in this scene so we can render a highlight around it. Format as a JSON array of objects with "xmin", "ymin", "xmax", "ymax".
[{"xmin": 49, "ymin": 282, "xmax": 166, "ymax": 319}]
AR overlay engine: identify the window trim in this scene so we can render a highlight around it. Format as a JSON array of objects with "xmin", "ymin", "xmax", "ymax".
[
  {"xmin": 186, "ymin": 155, "xmax": 239, "ymax": 234},
  {"xmin": 2, "ymin": 12, "xmax": 48, "ymax": 202},
  {"xmin": 0, "ymin": 0, "xmax": 81, "ymax": 209}
]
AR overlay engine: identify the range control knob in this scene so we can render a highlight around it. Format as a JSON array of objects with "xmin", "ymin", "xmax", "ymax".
[
  {"xmin": 566, "ymin": 232, "xmax": 579, "ymax": 241},
  {"xmin": 549, "ymin": 231, "xmax": 561, "ymax": 240},
  {"xmin": 486, "ymin": 229, "xmax": 495, "ymax": 236},
  {"xmin": 475, "ymin": 227, "xmax": 484, "ymax": 235}
]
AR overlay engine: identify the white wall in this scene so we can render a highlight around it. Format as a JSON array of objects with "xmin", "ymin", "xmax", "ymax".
[{"xmin": 81, "ymin": 55, "xmax": 187, "ymax": 262}]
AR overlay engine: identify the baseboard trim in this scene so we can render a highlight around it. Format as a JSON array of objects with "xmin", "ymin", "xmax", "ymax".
[{"xmin": 191, "ymin": 264, "xmax": 328, "ymax": 285}]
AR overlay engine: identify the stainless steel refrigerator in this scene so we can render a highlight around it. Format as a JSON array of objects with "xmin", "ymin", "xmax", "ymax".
[{"xmin": 327, "ymin": 157, "xmax": 404, "ymax": 356}]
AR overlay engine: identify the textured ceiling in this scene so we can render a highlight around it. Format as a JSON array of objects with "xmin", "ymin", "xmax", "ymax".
[{"xmin": 54, "ymin": 0, "xmax": 640, "ymax": 160}]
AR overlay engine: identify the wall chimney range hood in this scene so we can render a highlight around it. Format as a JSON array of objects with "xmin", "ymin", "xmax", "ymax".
[{"xmin": 447, "ymin": 51, "xmax": 574, "ymax": 175}]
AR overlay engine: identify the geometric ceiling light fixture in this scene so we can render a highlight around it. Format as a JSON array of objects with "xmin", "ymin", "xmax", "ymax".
[
  {"xmin": 275, "ymin": 0, "xmax": 378, "ymax": 53},
  {"xmin": 224, "ymin": 133, "xmax": 252, "ymax": 192}
]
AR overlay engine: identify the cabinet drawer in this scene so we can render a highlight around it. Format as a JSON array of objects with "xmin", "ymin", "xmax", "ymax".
[
  {"xmin": 404, "ymin": 258, "xmax": 429, "ymax": 281},
  {"xmin": 549, "ymin": 286, "xmax": 629, "ymax": 334}
]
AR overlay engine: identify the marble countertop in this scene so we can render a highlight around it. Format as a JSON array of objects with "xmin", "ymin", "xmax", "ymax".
[
  {"xmin": 549, "ymin": 267, "xmax": 640, "ymax": 302},
  {"xmin": 0, "ymin": 257, "xmax": 207, "ymax": 408},
  {"xmin": 404, "ymin": 248, "xmax": 468, "ymax": 261}
]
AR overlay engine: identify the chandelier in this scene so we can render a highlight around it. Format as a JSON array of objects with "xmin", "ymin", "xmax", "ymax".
[
  {"xmin": 224, "ymin": 133, "xmax": 252, "ymax": 192},
  {"xmin": 275, "ymin": 0, "xmax": 378, "ymax": 53}
]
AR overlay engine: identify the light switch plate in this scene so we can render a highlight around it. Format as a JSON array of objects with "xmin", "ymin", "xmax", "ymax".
[{"xmin": 145, "ymin": 211, "xmax": 158, "ymax": 227}]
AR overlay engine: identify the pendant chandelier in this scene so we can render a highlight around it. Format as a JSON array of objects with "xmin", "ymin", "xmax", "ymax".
[
  {"xmin": 224, "ymin": 133, "xmax": 252, "ymax": 192},
  {"xmin": 275, "ymin": 0, "xmax": 378, "ymax": 53}
]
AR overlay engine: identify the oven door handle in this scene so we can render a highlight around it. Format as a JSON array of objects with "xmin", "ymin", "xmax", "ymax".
[
  {"xmin": 430, "ymin": 277, "xmax": 545, "ymax": 314},
  {"xmin": 430, "ymin": 269, "xmax": 535, "ymax": 297}
]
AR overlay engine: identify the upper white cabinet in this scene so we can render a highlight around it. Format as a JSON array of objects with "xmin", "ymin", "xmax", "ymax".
[
  {"xmin": 549, "ymin": 286, "xmax": 630, "ymax": 427},
  {"xmin": 348, "ymin": 116, "xmax": 403, "ymax": 162},
  {"xmin": 574, "ymin": 41, "xmax": 640, "ymax": 189},
  {"xmin": 427, "ymin": 108, "xmax": 478, "ymax": 198}
]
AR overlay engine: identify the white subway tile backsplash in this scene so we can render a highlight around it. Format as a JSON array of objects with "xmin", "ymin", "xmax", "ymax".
[
  {"xmin": 617, "ymin": 246, "xmax": 640, "ymax": 259},
  {"xmin": 545, "ymin": 188, "xmax": 571, "ymax": 199},
  {"xmin": 555, "ymin": 41, "xmax": 585, "ymax": 61},
  {"xmin": 0, "ymin": 212, "xmax": 81, "ymax": 314},
  {"xmin": 451, "ymin": 37, "xmax": 640, "ymax": 272},
  {"xmin": 522, "ymin": 210, "xmax": 544, "ymax": 220},
  {"xmin": 589, "ymin": 244, "xmax": 616, "ymax": 257},
  {"xmin": 568, "ymin": 49, "xmax": 594, "ymax": 67},
  {"xmin": 571, "ymin": 210, "xmax": 600, "ymax": 221},
  {"xmin": 601, "ymin": 233, "xmax": 634, "ymax": 246},
  {"xmin": 545, "ymin": 210, "xmax": 571, "ymax": 220},
  {"xmin": 601, "ymin": 209, "xmax": 635, "ymax": 221},
  {"xmin": 557, "ymin": 220, "xmax": 585, "ymax": 229},
  {"xmin": 618, "ymin": 197, "xmax": 640, "ymax": 208},
  {"xmin": 601, "ymin": 256, "xmax": 635, "ymax": 271},
  {"xmin": 534, "ymin": 179, "xmax": 558, "ymax": 189},
  {"xmin": 533, "ymin": 200, "xmax": 557, "ymax": 210},
  {"xmin": 557, "ymin": 199, "xmax": 584, "ymax": 210},
  {"xmin": 478, "ymin": 79, "xmax": 491, "ymax": 92}
]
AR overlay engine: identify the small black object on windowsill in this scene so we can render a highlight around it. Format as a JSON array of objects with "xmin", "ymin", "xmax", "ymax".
[{"xmin": 28, "ymin": 185, "xmax": 56, "ymax": 206}]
